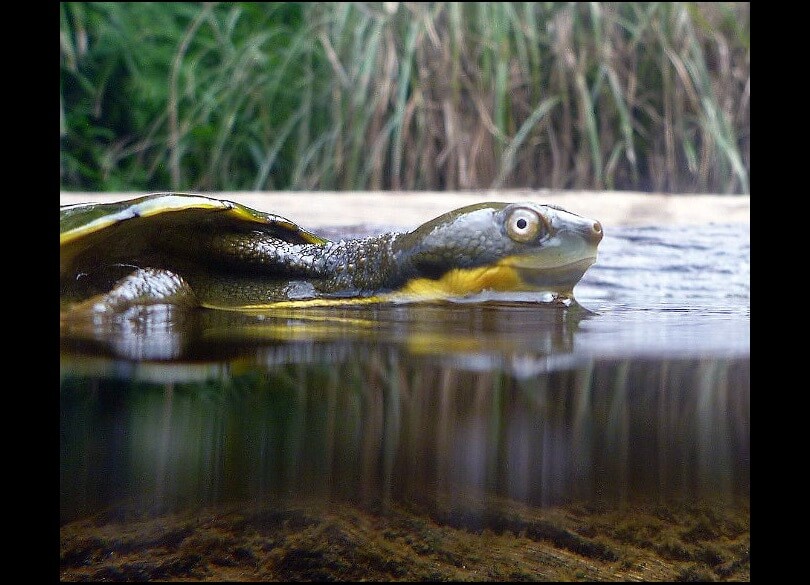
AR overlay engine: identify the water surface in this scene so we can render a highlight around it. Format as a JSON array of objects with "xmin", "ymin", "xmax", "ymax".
[{"xmin": 60, "ymin": 222, "xmax": 750, "ymax": 581}]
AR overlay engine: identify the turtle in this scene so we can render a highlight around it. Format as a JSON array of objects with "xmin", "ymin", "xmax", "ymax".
[{"xmin": 60, "ymin": 193, "xmax": 603, "ymax": 314}]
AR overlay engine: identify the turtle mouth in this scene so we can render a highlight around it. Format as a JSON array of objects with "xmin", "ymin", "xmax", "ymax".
[
  {"xmin": 500, "ymin": 240, "xmax": 599, "ymax": 292},
  {"xmin": 512, "ymin": 255, "xmax": 597, "ymax": 290}
]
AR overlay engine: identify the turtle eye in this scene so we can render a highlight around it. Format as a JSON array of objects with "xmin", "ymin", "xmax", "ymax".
[{"xmin": 505, "ymin": 208, "xmax": 543, "ymax": 243}]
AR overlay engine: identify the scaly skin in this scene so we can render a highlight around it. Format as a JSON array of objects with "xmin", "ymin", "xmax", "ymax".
[{"xmin": 180, "ymin": 233, "xmax": 405, "ymax": 307}]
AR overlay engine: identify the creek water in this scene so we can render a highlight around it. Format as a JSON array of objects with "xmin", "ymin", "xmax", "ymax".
[{"xmin": 59, "ymin": 221, "xmax": 750, "ymax": 580}]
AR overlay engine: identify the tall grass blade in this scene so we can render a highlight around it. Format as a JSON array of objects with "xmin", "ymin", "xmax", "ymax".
[{"xmin": 494, "ymin": 96, "xmax": 560, "ymax": 189}]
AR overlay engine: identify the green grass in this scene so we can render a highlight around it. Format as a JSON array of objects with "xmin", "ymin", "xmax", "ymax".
[{"xmin": 60, "ymin": 2, "xmax": 750, "ymax": 194}]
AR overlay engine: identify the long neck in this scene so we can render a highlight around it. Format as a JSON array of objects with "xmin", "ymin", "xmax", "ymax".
[{"xmin": 201, "ymin": 231, "xmax": 406, "ymax": 294}]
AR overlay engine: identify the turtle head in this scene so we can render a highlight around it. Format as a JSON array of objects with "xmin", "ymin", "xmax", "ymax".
[{"xmin": 392, "ymin": 202, "xmax": 603, "ymax": 298}]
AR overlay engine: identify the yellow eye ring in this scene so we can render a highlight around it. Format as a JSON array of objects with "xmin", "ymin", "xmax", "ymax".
[{"xmin": 506, "ymin": 208, "xmax": 543, "ymax": 243}]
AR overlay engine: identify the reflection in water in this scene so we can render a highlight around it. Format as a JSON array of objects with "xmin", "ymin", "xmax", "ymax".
[
  {"xmin": 60, "ymin": 298, "xmax": 592, "ymax": 364},
  {"xmin": 61, "ymin": 348, "xmax": 749, "ymax": 524}
]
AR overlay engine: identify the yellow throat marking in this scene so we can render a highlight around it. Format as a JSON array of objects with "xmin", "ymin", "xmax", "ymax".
[{"xmin": 399, "ymin": 262, "xmax": 525, "ymax": 296}]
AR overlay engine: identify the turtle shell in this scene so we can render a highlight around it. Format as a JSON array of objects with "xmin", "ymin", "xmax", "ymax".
[
  {"xmin": 60, "ymin": 194, "xmax": 329, "ymax": 307},
  {"xmin": 62, "ymin": 193, "xmax": 325, "ymax": 247}
]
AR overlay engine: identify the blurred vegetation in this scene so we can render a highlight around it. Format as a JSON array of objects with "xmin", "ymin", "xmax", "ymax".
[{"xmin": 60, "ymin": 2, "xmax": 749, "ymax": 194}]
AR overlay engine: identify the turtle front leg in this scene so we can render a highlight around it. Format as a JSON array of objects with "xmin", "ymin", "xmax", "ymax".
[{"xmin": 61, "ymin": 267, "xmax": 199, "ymax": 316}]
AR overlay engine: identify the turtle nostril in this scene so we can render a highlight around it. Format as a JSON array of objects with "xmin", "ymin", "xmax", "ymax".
[{"xmin": 591, "ymin": 221, "xmax": 603, "ymax": 242}]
